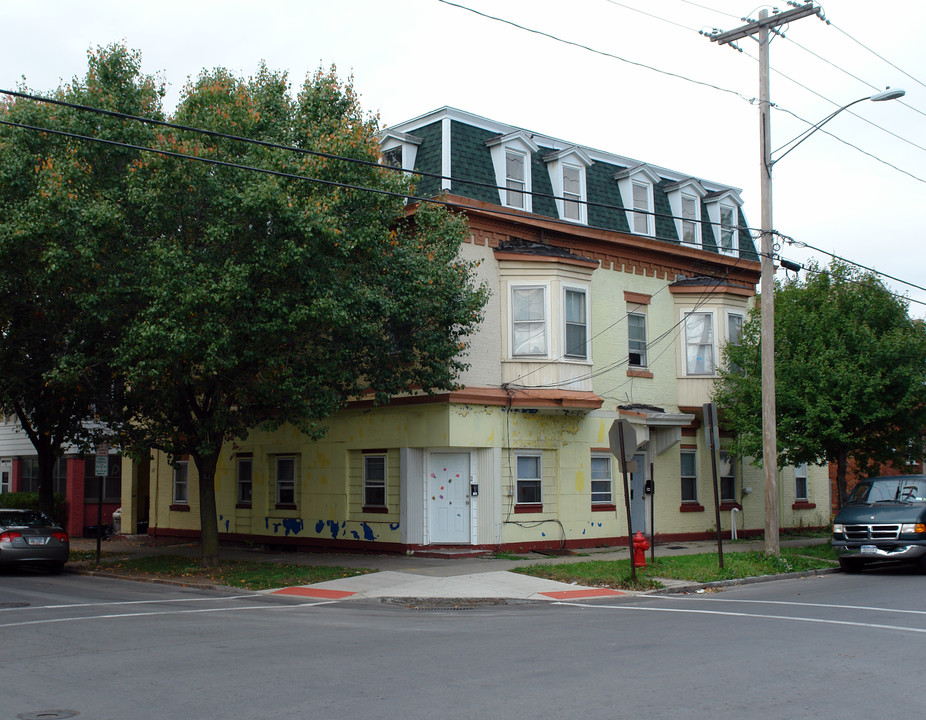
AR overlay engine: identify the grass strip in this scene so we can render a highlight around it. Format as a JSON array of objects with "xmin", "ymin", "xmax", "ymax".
[
  {"xmin": 514, "ymin": 545, "xmax": 839, "ymax": 591},
  {"xmin": 86, "ymin": 554, "xmax": 374, "ymax": 591}
]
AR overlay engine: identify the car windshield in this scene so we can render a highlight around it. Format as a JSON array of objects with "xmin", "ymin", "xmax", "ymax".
[
  {"xmin": 0, "ymin": 510, "xmax": 54, "ymax": 528},
  {"xmin": 847, "ymin": 479, "xmax": 926, "ymax": 504}
]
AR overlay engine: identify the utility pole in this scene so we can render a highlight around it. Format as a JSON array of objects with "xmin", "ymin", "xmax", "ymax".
[{"xmin": 710, "ymin": 2, "xmax": 822, "ymax": 556}]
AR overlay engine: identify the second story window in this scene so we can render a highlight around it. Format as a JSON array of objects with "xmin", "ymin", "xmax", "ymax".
[
  {"xmin": 564, "ymin": 288, "xmax": 587, "ymax": 359},
  {"xmin": 506, "ymin": 150, "xmax": 526, "ymax": 208},
  {"xmin": 628, "ymin": 312, "xmax": 647, "ymax": 367},
  {"xmin": 684, "ymin": 312, "xmax": 715, "ymax": 375},
  {"xmin": 382, "ymin": 146, "xmax": 402, "ymax": 169},
  {"xmin": 512, "ymin": 286, "xmax": 547, "ymax": 356}
]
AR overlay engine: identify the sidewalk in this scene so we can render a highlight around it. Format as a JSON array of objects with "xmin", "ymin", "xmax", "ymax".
[{"xmin": 70, "ymin": 535, "xmax": 833, "ymax": 604}]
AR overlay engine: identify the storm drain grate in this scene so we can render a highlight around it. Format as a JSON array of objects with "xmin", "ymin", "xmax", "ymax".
[
  {"xmin": 407, "ymin": 605, "xmax": 476, "ymax": 612},
  {"xmin": 18, "ymin": 711, "xmax": 80, "ymax": 720}
]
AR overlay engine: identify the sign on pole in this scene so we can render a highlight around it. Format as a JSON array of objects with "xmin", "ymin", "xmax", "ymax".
[{"xmin": 608, "ymin": 419, "xmax": 638, "ymax": 465}]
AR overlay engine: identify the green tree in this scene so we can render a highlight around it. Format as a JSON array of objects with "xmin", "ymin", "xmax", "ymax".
[
  {"xmin": 714, "ymin": 260, "xmax": 926, "ymax": 509},
  {"xmin": 0, "ymin": 45, "xmax": 164, "ymax": 518},
  {"xmin": 115, "ymin": 66, "xmax": 487, "ymax": 566}
]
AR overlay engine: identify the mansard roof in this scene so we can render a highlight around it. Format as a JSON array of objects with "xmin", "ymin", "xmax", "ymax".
[{"xmin": 383, "ymin": 107, "xmax": 758, "ymax": 263}]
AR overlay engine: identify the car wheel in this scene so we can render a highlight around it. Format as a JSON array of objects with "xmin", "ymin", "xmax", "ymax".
[{"xmin": 839, "ymin": 557, "xmax": 862, "ymax": 573}]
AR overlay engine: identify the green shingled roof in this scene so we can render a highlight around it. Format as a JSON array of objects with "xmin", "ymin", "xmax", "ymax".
[{"xmin": 408, "ymin": 114, "xmax": 753, "ymax": 262}]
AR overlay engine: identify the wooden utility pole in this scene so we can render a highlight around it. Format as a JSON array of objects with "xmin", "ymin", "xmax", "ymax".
[{"xmin": 710, "ymin": 3, "xmax": 822, "ymax": 556}]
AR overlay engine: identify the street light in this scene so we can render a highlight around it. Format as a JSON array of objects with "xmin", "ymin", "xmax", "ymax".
[{"xmin": 758, "ymin": 85, "xmax": 905, "ymax": 555}]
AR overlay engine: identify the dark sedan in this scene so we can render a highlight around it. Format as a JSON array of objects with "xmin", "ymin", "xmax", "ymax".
[{"xmin": 0, "ymin": 509, "xmax": 69, "ymax": 573}]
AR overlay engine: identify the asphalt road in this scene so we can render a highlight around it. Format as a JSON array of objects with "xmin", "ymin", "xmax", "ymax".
[{"xmin": 2, "ymin": 566, "xmax": 924, "ymax": 720}]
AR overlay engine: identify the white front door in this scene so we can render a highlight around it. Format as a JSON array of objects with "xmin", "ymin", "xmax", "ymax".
[{"xmin": 428, "ymin": 452, "xmax": 471, "ymax": 544}]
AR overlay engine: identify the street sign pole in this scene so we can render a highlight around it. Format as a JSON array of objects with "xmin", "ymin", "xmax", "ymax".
[
  {"xmin": 610, "ymin": 419, "xmax": 639, "ymax": 582},
  {"xmin": 95, "ymin": 446, "xmax": 109, "ymax": 566}
]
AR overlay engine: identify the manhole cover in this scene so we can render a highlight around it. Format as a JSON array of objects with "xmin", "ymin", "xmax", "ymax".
[
  {"xmin": 18, "ymin": 711, "xmax": 80, "ymax": 720},
  {"xmin": 408, "ymin": 605, "xmax": 476, "ymax": 612}
]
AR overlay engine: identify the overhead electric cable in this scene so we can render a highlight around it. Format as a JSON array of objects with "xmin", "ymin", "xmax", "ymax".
[
  {"xmin": 827, "ymin": 21, "xmax": 926, "ymax": 92},
  {"xmin": 435, "ymin": 0, "xmax": 754, "ymax": 103}
]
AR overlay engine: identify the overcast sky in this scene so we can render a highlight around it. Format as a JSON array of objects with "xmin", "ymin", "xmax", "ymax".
[{"xmin": 3, "ymin": 0, "xmax": 923, "ymax": 312}]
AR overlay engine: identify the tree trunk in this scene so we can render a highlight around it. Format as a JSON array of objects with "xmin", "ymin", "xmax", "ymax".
[
  {"xmin": 193, "ymin": 450, "xmax": 221, "ymax": 568},
  {"xmin": 835, "ymin": 447, "xmax": 849, "ymax": 510},
  {"xmin": 36, "ymin": 442, "xmax": 58, "ymax": 521}
]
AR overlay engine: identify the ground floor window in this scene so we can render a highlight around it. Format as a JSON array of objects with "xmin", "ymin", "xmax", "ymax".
[
  {"xmin": 20, "ymin": 457, "xmax": 67, "ymax": 495},
  {"xmin": 719, "ymin": 451, "xmax": 736, "ymax": 503},
  {"xmin": 590, "ymin": 454, "xmax": 612, "ymax": 504},
  {"xmin": 275, "ymin": 456, "xmax": 296, "ymax": 506},
  {"xmin": 680, "ymin": 449, "xmax": 698, "ymax": 503},
  {"xmin": 83, "ymin": 456, "xmax": 122, "ymax": 502},
  {"xmin": 363, "ymin": 453, "xmax": 387, "ymax": 508},
  {"xmin": 516, "ymin": 452, "xmax": 542, "ymax": 504},
  {"xmin": 173, "ymin": 461, "xmax": 189, "ymax": 504},
  {"xmin": 794, "ymin": 463, "xmax": 808, "ymax": 501},
  {"xmin": 237, "ymin": 456, "xmax": 252, "ymax": 505}
]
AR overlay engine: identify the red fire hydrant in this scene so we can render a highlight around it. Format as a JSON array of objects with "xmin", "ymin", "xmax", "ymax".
[{"xmin": 632, "ymin": 531, "xmax": 650, "ymax": 568}]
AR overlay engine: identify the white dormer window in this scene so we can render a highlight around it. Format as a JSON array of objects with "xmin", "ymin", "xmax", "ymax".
[
  {"xmin": 632, "ymin": 182, "xmax": 650, "ymax": 234},
  {"xmin": 506, "ymin": 149, "xmax": 526, "ymax": 208},
  {"xmin": 379, "ymin": 130, "xmax": 422, "ymax": 172},
  {"xmin": 665, "ymin": 178, "xmax": 706, "ymax": 248},
  {"xmin": 614, "ymin": 165, "xmax": 661, "ymax": 238},
  {"xmin": 563, "ymin": 165, "xmax": 581, "ymax": 220},
  {"xmin": 487, "ymin": 131, "xmax": 540, "ymax": 213},
  {"xmin": 704, "ymin": 189, "xmax": 743, "ymax": 257},
  {"xmin": 682, "ymin": 195, "xmax": 698, "ymax": 244},
  {"xmin": 543, "ymin": 146, "xmax": 592, "ymax": 224},
  {"xmin": 720, "ymin": 204, "xmax": 736, "ymax": 253}
]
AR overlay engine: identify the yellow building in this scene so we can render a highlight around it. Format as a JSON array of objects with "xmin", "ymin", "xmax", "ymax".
[{"xmin": 121, "ymin": 108, "xmax": 830, "ymax": 552}]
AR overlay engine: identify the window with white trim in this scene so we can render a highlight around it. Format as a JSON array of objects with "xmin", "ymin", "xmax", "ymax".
[
  {"xmin": 591, "ymin": 454, "xmax": 612, "ymax": 504},
  {"xmin": 363, "ymin": 453, "xmax": 387, "ymax": 508},
  {"xmin": 173, "ymin": 461, "xmax": 189, "ymax": 504},
  {"xmin": 684, "ymin": 312, "xmax": 715, "ymax": 375},
  {"xmin": 382, "ymin": 146, "xmax": 402, "ymax": 169},
  {"xmin": 512, "ymin": 286, "xmax": 547, "ymax": 356},
  {"xmin": 516, "ymin": 453, "xmax": 542, "ymax": 505},
  {"xmin": 795, "ymin": 463, "xmax": 809, "ymax": 501},
  {"xmin": 628, "ymin": 312, "xmax": 647, "ymax": 367},
  {"xmin": 632, "ymin": 182, "xmax": 650, "ymax": 235},
  {"xmin": 681, "ymin": 449, "xmax": 698, "ymax": 502},
  {"xmin": 727, "ymin": 312, "xmax": 743, "ymax": 346},
  {"xmin": 564, "ymin": 288, "xmax": 587, "ymax": 359},
  {"xmin": 562, "ymin": 164, "xmax": 582, "ymax": 221},
  {"xmin": 506, "ymin": 150, "xmax": 526, "ymax": 209},
  {"xmin": 237, "ymin": 456, "xmax": 252, "ymax": 505},
  {"xmin": 276, "ymin": 456, "xmax": 296, "ymax": 506},
  {"xmin": 681, "ymin": 194, "xmax": 699, "ymax": 245},
  {"xmin": 719, "ymin": 450, "xmax": 736, "ymax": 502},
  {"xmin": 720, "ymin": 204, "xmax": 737, "ymax": 254}
]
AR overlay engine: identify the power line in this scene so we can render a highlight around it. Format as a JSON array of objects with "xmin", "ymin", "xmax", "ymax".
[
  {"xmin": 435, "ymin": 0, "xmax": 755, "ymax": 103},
  {"xmin": 827, "ymin": 20, "xmax": 926, "ymax": 92}
]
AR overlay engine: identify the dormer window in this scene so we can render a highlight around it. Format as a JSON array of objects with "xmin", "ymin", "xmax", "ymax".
[
  {"xmin": 632, "ymin": 182, "xmax": 650, "ymax": 234},
  {"xmin": 720, "ymin": 204, "xmax": 736, "ymax": 253},
  {"xmin": 614, "ymin": 165, "xmax": 661, "ymax": 238},
  {"xmin": 506, "ymin": 150, "xmax": 527, "ymax": 208},
  {"xmin": 487, "ymin": 131, "xmax": 540, "ymax": 213},
  {"xmin": 379, "ymin": 130, "xmax": 422, "ymax": 172},
  {"xmin": 543, "ymin": 146, "xmax": 592, "ymax": 224},
  {"xmin": 665, "ymin": 178, "xmax": 706, "ymax": 248},
  {"xmin": 704, "ymin": 189, "xmax": 743, "ymax": 257},
  {"xmin": 563, "ymin": 165, "xmax": 581, "ymax": 220}
]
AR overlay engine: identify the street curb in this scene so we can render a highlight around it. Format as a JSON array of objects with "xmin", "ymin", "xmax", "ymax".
[{"xmin": 647, "ymin": 566, "xmax": 841, "ymax": 595}]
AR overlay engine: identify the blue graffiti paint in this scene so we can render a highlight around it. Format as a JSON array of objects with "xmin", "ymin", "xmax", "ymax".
[
  {"xmin": 325, "ymin": 520, "xmax": 340, "ymax": 539},
  {"xmin": 281, "ymin": 518, "xmax": 303, "ymax": 536},
  {"xmin": 265, "ymin": 517, "xmax": 270, "ymax": 530},
  {"xmin": 360, "ymin": 522, "xmax": 376, "ymax": 541},
  {"xmin": 541, "ymin": 532, "xmax": 546, "ymax": 537},
  {"xmin": 315, "ymin": 520, "xmax": 325, "ymax": 534},
  {"xmin": 351, "ymin": 530, "xmax": 360, "ymax": 539},
  {"xmin": 389, "ymin": 523, "xmax": 400, "ymax": 531},
  {"xmin": 224, "ymin": 518, "xmax": 230, "ymax": 532}
]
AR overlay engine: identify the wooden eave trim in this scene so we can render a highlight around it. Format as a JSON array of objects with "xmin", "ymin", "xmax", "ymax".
[
  {"xmin": 493, "ymin": 250, "xmax": 599, "ymax": 269},
  {"xmin": 409, "ymin": 194, "xmax": 760, "ymax": 286},
  {"xmin": 346, "ymin": 386, "xmax": 604, "ymax": 411},
  {"xmin": 668, "ymin": 284, "xmax": 754, "ymax": 297}
]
